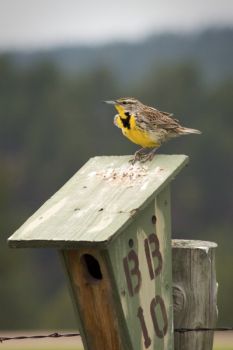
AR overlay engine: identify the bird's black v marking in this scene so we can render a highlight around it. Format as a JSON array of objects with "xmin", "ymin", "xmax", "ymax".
[{"xmin": 120, "ymin": 112, "xmax": 131, "ymax": 129}]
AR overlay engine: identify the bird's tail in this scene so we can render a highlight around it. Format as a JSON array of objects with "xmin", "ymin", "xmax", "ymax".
[{"xmin": 179, "ymin": 127, "xmax": 202, "ymax": 135}]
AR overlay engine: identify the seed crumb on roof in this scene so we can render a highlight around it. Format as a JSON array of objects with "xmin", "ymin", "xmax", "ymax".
[{"xmin": 89, "ymin": 164, "xmax": 164, "ymax": 186}]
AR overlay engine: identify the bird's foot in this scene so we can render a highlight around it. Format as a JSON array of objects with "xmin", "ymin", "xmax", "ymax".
[
  {"xmin": 129, "ymin": 148, "xmax": 148, "ymax": 165},
  {"xmin": 131, "ymin": 148, "xmax": 158, "ymax": 164}
]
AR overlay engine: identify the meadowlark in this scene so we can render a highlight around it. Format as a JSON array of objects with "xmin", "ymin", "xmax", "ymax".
[{"xmin": 105, "ymin": 97, "xmax": 201, "ymax": 164}]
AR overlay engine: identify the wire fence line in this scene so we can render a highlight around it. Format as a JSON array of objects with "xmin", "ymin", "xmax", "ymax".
[
  {"xmin": 0, "ymin": 332, "xmax": 81, "ymax": 343},
  {"xmin": 175, "ymin": 327, "xmax": 233, "ymax": 333},
  {"xmin": 1, "ymin": 327, "xmax": 233, "ymax": 343}
]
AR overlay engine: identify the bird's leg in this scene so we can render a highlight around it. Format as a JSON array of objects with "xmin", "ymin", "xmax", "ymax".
[
  {"xmin": 139, "ymin": 147, "xmax": 158, "ymax": 163},
  {"xmin": 129, "ymin": 148, "xmax": 148, "ymax": 164}
]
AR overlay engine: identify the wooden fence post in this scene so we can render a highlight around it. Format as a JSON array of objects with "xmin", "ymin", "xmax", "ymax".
[{"xmin": 172, "ymin": 239, "xmax": 218, "ymax": 350}]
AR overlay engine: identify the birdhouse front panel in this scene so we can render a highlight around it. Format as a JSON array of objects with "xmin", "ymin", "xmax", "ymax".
[{"xmin": 109, "ymin": 186, "xmax": 173, "ymax": 350}]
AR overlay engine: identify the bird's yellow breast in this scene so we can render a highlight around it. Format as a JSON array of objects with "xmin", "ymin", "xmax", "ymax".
[{"xmin": 114, "ymin": 106, "xmax": 159, "ymax": 148}]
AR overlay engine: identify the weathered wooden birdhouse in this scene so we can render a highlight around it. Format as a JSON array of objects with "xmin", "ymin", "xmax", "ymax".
[{"xmin": 8, "ymin": 155, "xmax": 188, "ymax": 350}]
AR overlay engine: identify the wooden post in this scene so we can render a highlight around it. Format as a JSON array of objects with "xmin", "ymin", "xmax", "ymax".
[{"xmin": 172, "ymin": 239, "xmax": 218, "ymax": 350}]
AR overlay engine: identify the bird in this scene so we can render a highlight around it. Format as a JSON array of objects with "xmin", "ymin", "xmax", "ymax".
[{"xmin": 104, "ymin": 97, "xmax": 201, "ymax": 164}]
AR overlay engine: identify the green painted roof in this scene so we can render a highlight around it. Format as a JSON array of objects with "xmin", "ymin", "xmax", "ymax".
[{"xmin": 8, "ymin": 155, "xmax": 188, "ymax": 248}]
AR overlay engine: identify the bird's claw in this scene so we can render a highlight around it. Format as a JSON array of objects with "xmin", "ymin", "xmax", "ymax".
[
  {"xmin": 129, "ymin": 148, "xmax": 157, "ymax": 164},
  {"xmin": 129, "ymin": 148, "xmax": 147, "ymax": 164}
]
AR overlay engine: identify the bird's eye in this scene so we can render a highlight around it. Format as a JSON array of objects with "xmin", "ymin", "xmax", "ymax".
[{"xmin": 122, "ymin": 101, "xmax": 126, "ymax": 105}]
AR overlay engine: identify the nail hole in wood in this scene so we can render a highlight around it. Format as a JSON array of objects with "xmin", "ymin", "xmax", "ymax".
[
  {"xmin": 152, "ymin": 215, "xmax": 157, "ymax": 224},
  {"xmin": 129, "ymin": 239, "xmax": 134, "ymax": 248}
]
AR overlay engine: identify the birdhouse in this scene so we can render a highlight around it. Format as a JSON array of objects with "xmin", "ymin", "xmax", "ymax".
[{"xmin": 8, "ymin": 155, "xmax": 188, "ymax": 350}]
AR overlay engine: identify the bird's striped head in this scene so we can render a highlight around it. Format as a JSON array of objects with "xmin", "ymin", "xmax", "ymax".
[{"xmin": 104, "ymin": 97, "xmax": 142, "ymax": 115}]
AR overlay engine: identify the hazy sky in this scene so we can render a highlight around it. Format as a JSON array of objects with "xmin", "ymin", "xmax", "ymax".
[{"xmin": 1, "ymin": 0, "xmax": 233, "ymax": 50}]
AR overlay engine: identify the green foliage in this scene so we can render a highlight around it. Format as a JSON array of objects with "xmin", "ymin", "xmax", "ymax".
[{"xmin": 0, "ymin": 31, "xmax": 233, "ymax": 330}]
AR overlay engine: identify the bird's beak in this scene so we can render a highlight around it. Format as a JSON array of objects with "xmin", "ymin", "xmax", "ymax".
[{"xmin": 103, "ymin": 100, "xmax": 116, "ymax": 105}]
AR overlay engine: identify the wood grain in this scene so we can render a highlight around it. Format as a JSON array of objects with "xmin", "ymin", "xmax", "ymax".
[
  {"xmin": 63, "ymin": 248, "xmax": 129, "ymax": 350},
  {"xmin": 172, "ymin": 239, "xmax": 218, "ymax": 350}
]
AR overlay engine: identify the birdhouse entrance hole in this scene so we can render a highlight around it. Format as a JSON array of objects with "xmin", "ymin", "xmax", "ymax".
[{"xmin": 81, "ymin": 253, "xmax": 103, "ymax": 281}]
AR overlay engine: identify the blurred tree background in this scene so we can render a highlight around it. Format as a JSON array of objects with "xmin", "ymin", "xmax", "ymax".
[{"xmin": 0, "ymin": 28, "xmax": 233, "ymax": 329}]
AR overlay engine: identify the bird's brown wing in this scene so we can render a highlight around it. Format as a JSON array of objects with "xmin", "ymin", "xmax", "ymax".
[{"xmin": 140, "ymin": 106, "xmax": 181, "ymax": 130}]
